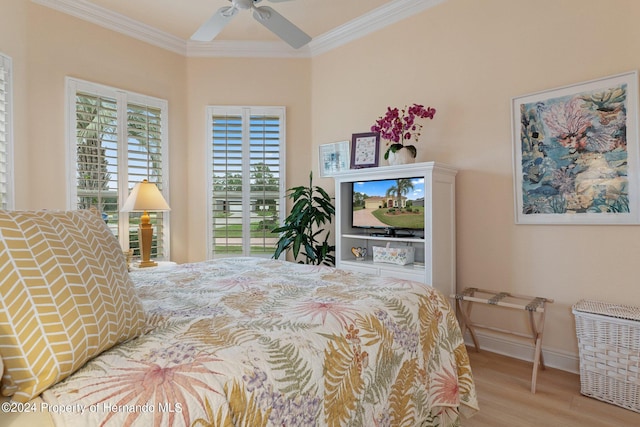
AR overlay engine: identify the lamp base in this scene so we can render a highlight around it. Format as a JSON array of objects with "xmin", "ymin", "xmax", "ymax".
[
  {"xmin": 138, "ymin": 211, "xmax": 157, "ymax": 268},
  {"xmin": 137, "ymin": 260, "xmax": 158, "ymax": 268}
]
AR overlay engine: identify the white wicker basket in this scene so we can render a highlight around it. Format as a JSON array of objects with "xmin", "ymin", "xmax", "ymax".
[{"xmin": 572, "ymin": 300, "xmax": 640, "ymax": 413}]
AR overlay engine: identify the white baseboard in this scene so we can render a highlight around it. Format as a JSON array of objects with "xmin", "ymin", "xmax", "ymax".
[{"xmin": 465, "ymin": 330, "xmax": 580, "ymax": 374}]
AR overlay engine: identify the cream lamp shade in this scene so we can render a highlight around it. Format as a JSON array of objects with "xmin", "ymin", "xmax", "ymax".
[
  {"xmin": 121, "ymin": 180, "xmax": 170, "ymax": 267},
  {"xmin": 121, "ymin": 179, "xmax": 171, "ymax": 212}
]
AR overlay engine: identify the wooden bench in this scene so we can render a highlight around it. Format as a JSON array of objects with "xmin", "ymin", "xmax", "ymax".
[{"xmin": 451, "ymin": 287, "xmax": 553, "ymax": 393}]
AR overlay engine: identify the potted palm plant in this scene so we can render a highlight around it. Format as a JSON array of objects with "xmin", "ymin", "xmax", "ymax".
[{"xmin": 272, "ymin": 172, "xmax": 335, "ymax": 266}]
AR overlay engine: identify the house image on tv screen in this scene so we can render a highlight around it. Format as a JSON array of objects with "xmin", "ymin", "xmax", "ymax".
[{"xmin": 352, "ymin": 178, "xmax": 425, "ymax": 230}]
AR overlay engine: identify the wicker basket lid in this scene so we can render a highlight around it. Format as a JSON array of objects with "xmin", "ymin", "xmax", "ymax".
[{"xmin": 573, "ymin": 299, "xmax": 640, "ymax": 321}]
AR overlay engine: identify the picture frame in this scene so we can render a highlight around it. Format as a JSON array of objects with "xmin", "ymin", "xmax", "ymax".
[
  {"xmin": 512, "ymin": 71, "xmax": 640, "ymax": 224},
  {"xmin": 350, "ymin": 132, "xmax": 380, "ymax": 169},
  {"xmin": 318, "ymin": 140, "xmax": 350, "ymax": 177}
]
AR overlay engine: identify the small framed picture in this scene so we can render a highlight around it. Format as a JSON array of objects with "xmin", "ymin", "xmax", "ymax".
[
  {"xmin": 350, "ymin": 132, "xmax": 380, "ymax": 169},
  {"xmin": 319, "ymin": 140, "xmax": 350, "ymax": 177}
]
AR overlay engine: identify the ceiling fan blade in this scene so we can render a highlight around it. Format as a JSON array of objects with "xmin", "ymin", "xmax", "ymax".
[
  {"xmin": 190, "ymin": 6, "xmax": 238, "ymax": 41},
  {"xmin": 252, "ymin": 6, "xmax": 311, "ymax": 49}
]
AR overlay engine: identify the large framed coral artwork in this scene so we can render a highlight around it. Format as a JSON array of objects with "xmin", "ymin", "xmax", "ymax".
[{"xmin": 512, "ymin": 71, "xmax": 639, "ymax": 224}]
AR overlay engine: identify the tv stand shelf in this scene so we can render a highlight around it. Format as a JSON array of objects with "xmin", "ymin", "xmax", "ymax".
[
  {"xmin": 333, "ymin": 162, "xmax": 457, "ymax": 297},
  {"xmin": 342, "ymin": 233, "xmax": 424, "ymax": 244}
]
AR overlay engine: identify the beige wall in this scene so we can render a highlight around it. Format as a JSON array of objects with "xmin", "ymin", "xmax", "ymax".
[
  {"xmin": 23, "ymin": 3, "xmax": 191, "ymax": 262},
  {"xmin": 6, "ymin": 2, "xmax": 311, "ymax": 264},
  {"xmin": 0, "ymin": 0, "xmax": 29, "ymax": 208},
  {"xmin": 4, "ymin": 0, "xmax": 640, "ymax": 366},
  {"xmin": 185, "ymin": 57, "xmax": 311, "ymax": 261},
  {"xmin": 311, "ymin": 0, "xmax": 640, "ymax": 363}
]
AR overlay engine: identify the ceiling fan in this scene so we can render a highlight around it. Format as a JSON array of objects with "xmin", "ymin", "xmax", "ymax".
[{"xmin": 191, "ymin": 0, "xmax": 312, "ymax": 49}]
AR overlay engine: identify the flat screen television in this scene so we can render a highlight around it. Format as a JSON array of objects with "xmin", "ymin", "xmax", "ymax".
[{"xmin": 352, "ymin": 177, "xmax": 425, "ymax": 235}]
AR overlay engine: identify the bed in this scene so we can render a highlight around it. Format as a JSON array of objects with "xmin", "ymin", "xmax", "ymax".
[{"xmin": 0, "ymin": 210, "xmax": 478, "ymax": 426}]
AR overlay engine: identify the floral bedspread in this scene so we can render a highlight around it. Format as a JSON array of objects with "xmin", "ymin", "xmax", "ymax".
[{"xmin": 42, "ymin": 257, "xmax": 478, "ymax": 427}]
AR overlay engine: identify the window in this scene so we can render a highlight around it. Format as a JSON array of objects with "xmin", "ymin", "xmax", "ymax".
[
  {"xmin": 207, "ymin": 106, "xmax": 285, "ymax": 259},
  {"xmin": 0, "ymin": 53, "xmax": 13, "ymax": 209},
  {"xmin": 67, "ymin": 78, "xmax": 169, "ymax": 259}
]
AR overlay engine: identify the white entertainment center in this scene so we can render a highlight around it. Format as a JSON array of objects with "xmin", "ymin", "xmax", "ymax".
[{"xmin": 333, "ymin": 162, "xmax": 457, "ymax": 297}]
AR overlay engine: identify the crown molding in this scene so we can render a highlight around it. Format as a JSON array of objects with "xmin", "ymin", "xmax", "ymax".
[
  {"xmin": 186, "ymin": 40, "xmax": 311, "ymax": 58},
  {"xmin": 32, "ymin": 0, "xmax": 445, "ymax": 58},
  {"xmin": 307, "ymin": 0, "xmax": 446, "ymax": 57},
  {"xmin": 31, "ymin": 0, "xmax": 187, "ymax": 55}
]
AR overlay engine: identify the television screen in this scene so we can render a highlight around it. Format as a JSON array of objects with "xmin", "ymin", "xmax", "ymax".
[{"xmin": 352, "ymin": 177, "xmax": 425, "ymax": 231}]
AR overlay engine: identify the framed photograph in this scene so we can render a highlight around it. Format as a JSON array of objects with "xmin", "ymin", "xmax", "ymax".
[
  {"xmin": 512, "ymin": 71, "xmax": 639, "ymax": 224},
  {"xmin": 319, "ymin": 140, "xmax": 350, "ymax": 177},
  {"xmin": 350, "ymin": 132, "xmax": 380, "ymax": 169}
]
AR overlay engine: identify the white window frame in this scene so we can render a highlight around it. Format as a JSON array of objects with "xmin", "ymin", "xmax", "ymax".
[
  {"xmin": 206, "ymin": 106, "xmax": 286, "ymax": 259},
  {"xmin": 0, "ymin": 53, "xmax": 14, "ymax": 209},
  {"xmin": 65, "ymin": 77, "xmax": 170, "ymax": 258}
]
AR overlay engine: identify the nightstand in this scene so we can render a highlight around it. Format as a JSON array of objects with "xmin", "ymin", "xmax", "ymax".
[{"xmin": 130, "ymin": 261, "xmax": 177, "ymax": 271}]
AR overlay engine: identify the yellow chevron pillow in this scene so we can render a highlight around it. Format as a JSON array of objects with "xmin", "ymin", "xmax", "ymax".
[{"xmin": 0, "ymin": 210, "xmax": 146, "ymax": 402}]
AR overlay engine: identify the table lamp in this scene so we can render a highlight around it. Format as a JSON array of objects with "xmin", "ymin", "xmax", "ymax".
[{"xmin": 120, "ymin": 179, "xmax": 170, "ymax": 267}]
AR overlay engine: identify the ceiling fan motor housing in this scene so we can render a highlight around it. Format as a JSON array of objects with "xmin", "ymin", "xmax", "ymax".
[
  {"xmin": 233, "ymin": 0, "xmax": 256, "ymax": 10},
  {"xmin": 193, "ymin": 0, "xmax": 311, "ymax": 49}
]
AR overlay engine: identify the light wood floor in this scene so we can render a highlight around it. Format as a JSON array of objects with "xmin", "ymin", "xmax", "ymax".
[{"xmin": 463, "ymin": 348, "xmax": 640, "ymax": 426}]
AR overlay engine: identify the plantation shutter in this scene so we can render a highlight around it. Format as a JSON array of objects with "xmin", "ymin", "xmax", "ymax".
[
  {"xmin": 75, "ymin": 92, "xmax": 119, "ymax": 226},
  {"xmin": 0, "ymin": 54, "xmax": 13, "ymax": 209},
  {"xmin": 211, "ymin": 112, "xmax": 243, "ymax": 256},
  {"xmin": 208, "ymin": 106, "xmax": 285, "ymax": 259},
  {"xmin": 126, "ymin": 102, "xmax": 167, "ymax": 258},
  {"xmin": 68, "ymin": 78, "xmax": 169, "ymax": 260},
  {"xmin": 249, "ymin": 114, "xmax": 282, "ymax": 253}
]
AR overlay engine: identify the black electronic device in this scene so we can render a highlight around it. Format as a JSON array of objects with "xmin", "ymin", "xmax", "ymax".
[{"xmin": 351, "ymin": 177, "xmax": 425, "ymax": 234}]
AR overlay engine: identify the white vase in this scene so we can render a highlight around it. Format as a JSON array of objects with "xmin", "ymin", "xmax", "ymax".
[{"xmin": 387, "ymin": 147, "xmax": 416, "ymax": 166}]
